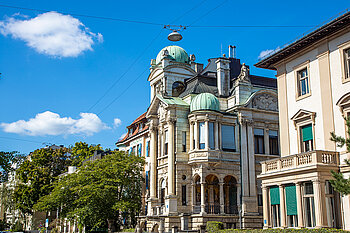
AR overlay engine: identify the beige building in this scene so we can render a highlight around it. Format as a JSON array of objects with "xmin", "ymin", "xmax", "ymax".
[
  {"xmin": 255, "ymin": 11, "xmax": 350, "ymax": 229},
  {"xmin": 118, "ymin": 45, "xmax": 280, "ymax": 232}
]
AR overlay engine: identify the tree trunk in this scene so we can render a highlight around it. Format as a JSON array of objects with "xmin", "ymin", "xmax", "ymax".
[{"xmin": 107, "ymin": 219, "xmax": 115, "ymax": 233}]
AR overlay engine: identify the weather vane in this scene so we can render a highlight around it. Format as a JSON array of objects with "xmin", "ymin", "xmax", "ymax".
[{"xmin": 164, "ymin": 25, "xmax": 186, "ymax": 42}]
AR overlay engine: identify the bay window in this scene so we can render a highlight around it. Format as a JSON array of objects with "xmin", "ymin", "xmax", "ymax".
[
  {"xmin": 199, "ymin": 122, "xmax": 205, "ymax": 149},
  {"xmin": 209, "ymin": 122, "xmax": 215, "ymax": 149}
]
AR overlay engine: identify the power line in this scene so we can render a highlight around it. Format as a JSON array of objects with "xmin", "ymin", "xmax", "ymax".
[
  {"xmin": 0, "ymin": 3, "xmax": 316, "ymax": 28},
  {"xmin": 0, "ymin": 4, "xmax": 163, "ymax": 26},
  {"xmin": 87, "ymin": 29, "xmax": 164, "ymax": 112},
  {"xmin": 170, "ymin": 0, "xmax": 208, "ymax": 24},
  {"xmin": 97, "ymin": 66, "xmax": 149, "ymax": 115}
]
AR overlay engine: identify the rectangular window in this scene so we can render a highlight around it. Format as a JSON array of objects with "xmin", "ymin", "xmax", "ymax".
[
  {"xmin": 199, "ymin": 122, "xmax": 206, "ymax": 149},
  {"xmin": 145, "ymin": 171, "xmax": 149, "ymax": 190},
  {"xmin": 209, "ymin": 122, "xmax": 215, "ymax": 150},
  {"xmin": 221, "ymin": 124, "xmax": 236, "ymax": 151},
  {"xmin": 303, "ymin": 182, "xmax": 316, "ymax": 227},
  {"xmin": 285, "ymin": 184, "xmax": 298, "ymax": 227},
  {"xmin": 270, "ymin": 186, "xmax": 280, "ymax": 227},
  {"xmin": 182, "ymin": 131, "xmax": 187, "ymax": 152},
  {"xmin": 297, "ymin": 68, "xmax": 310, "ymax": 96},
  {"xmin": 269, "ymin": 130, "xmax": 279, "ymax": 155},
  {"xmin": 165, "ymin": 130, "xmax": 168, "ymax": 155},
  {"xmin": 182, "ymin": 185, "xmax": 187, "ymax": 206},
  {"xmin": 325, "ymin": 181, "xmax": 336, "ymax": 227},
  {"xmin": 254, "ymin": 128, "xmax": 265, "ymax": 154},
  {"xmin": 344, "ymin": 48, "xmax": 350, "ymax": 80},
  {"xmin": 146, "ymin": 141, "xmax": 150, "ymax": 157},
  {"xmin": 301, "ymin": 124, "xmax": 313, "ymax": 152}
]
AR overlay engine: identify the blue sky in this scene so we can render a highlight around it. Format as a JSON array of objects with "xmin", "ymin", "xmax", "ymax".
[{"xmin": 0, "ymin": 0, "xmax": 349, "ymax": 154}]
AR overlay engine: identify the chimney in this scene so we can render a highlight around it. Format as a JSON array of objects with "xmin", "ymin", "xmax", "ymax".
[
  {"xmin": 216, "ymin": 58, "xmax": 231, "ymax": 97},
  {"xmin": 228, "ymin": 45, "xmax": 236, "ymax": 58}
]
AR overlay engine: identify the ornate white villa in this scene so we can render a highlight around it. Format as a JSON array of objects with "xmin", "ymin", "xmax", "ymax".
[
  {"xmin": 255, "ymin": 11, "xmax": 350, "ymax": 230},
  {"xmin": 117, "ymin": 45, "xmax": 279, "ymax": 232}
]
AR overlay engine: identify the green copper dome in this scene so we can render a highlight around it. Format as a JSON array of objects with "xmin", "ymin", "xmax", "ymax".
[
  {"xmin": 156, "ymin": 46, "xmax": 190, "ymax": 64},
  {"xmin": 190, "ymin": 93, "xmax": 220, "ymax": 112}
]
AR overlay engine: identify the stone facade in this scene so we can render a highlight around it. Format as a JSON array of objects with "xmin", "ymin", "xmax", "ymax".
[{"xmin": 118, "ymin": 46, "xmax": 278, "ymax": 232}]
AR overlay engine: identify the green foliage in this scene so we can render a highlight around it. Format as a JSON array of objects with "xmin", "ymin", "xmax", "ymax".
[
  {"xmin": 0, "ymin": 151, "xmax": 25, "ymax": 182},
  {"xmin": 14, "ymin": 146, "xmax": 71, "ymax": 214},
  {"xmin": 121, "ymin": 228, "xmax": 135, "ymax": 232},
  {"xmin": 330, "ymin": 117, "xmax": 350, "ymax": 195},
  {"xmin": 35, "ymin": 151, "xmax": 144, "ymax": 233},
  {"xmin": 11, "ymin": 221, "xmax": 23, "ymax": 232},
  {"xmin": 206, "ymin": 221, "xmax": 224, "ymax": 233},
  {"xmin": 70, "ymin": 142, "xmax": 102, "ymax": 167}
]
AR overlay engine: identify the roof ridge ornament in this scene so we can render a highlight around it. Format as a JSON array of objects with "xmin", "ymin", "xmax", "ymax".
[{"xmin": 235, "ymin": 63, "xmax": 251, "ymax": 86}]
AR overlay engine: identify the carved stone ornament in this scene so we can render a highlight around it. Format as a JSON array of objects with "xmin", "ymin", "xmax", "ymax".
[
  {"xmin": 252, "ymin": 93, "xmax": 278, "ymax": 111},
  {"xmin": 235, "ymin": 63, "xmax": 251, "ymax": 85},
  {"xmin": 157, "ymin": 103, "xmax": 167, "ymax": 121}
]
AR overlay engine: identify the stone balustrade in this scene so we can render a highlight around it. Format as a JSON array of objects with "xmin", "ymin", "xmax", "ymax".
[{"xmin": 261, "ymin": 150, "xmax": 339, "ymax": 174}]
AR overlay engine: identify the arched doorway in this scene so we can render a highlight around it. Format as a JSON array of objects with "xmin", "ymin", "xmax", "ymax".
[
  {"xmin": 205, "ymin": 174, "xmax": 220, "ymax": 214},
  {"xmin": 224, "ymin": 175, "xmax": 237, "ymax": 214}
]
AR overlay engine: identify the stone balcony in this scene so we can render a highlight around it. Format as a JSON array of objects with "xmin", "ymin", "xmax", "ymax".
[
  {"xmin": 260, "ymin": 150, "xmax": 339, "ymax": 176},
  {"xmin": 188, "ymin": 149, "xmax": 239, "ymax": 164}
]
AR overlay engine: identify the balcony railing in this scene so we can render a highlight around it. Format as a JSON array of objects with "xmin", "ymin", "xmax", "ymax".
[
  {"xmin": 193, "ymin": 205, "xmax": 201, "ymax": 214},
  {"xmin": 205, "ymin": 204, "xmax": 220, "ymax": 214},
  {"xmin": 261, "ymin": 150, "xmax": 339, "ymax": 175}
]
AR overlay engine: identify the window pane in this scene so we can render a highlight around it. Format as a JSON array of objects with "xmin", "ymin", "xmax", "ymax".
[
  {"xmin": 209, "ymin": 122, "xmax": 215, "ymax": 149},
  {"xmin": 269, "ymin": 130, "xmax": 278, "ymax": 137},
  {"xmin": 304, "ymin": 182, "xmax": 314, "ymax": 195},
  {"xmin": 222, "ymin": 125, "xmax": 235, "ymax": 150},
  {"xmin": 182, "ymin": 131, "xmax": 186, "ymax": 152},
  {"xmin": 199, "ymin": 122, "xmax": 205, "ymax": 149},
  {"xmin": 165, "ymin": 130, "xmax": 168, "ymax": 143}
]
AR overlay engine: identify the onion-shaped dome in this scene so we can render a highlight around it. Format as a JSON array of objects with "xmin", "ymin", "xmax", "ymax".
[
  {"xmin": 155, "ymin": 45, "xmax": 190, "ymax": 64},
  {"xmin": 190, "ymin": 93, "xmax": 220, "ymax": 112}
]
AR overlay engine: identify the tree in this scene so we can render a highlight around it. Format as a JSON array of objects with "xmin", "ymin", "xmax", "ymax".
[
  {"xmin": 330, "ymin": 117, "xmax": 350, "ymax": 195},
  {"xmin": 0, "ymin": 151, "xmax": 25, "ymax": 182},
  {"xmin": 70, "ymin": 142, "xmax": 102, "ymax": 167},
  {"xmin": 13, "ymin": 147, "xmax": 71, "ymax": 215},
  {"xmin": 35, "ymin": 151, "xmax": 144, "ymax": 233}
]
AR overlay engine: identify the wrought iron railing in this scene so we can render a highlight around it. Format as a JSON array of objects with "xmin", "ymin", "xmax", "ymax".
[{"xmin": 205, "ymin": 204, "xmax": 220, "ymax": 214}]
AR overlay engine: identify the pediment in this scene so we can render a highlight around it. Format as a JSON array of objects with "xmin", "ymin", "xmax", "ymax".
[
  {"xmin": 336, "ymin": 92, "xmax": 350, "ymax": 112},
  {"xmin": 291, "ymin": 109, "xmax": 316, "ymax": 123},
  {"xmin": 244, "ymin": 90, "xmax": 278, "ymax": 112}
]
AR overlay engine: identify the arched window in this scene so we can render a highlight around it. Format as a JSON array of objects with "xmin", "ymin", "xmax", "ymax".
[{"xmin": 172, "ymin": 81, "xmax": 186, "ymax": 97}]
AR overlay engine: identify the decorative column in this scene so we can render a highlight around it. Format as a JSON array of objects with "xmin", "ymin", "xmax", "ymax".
[
  {"xmin": 247, "ymin": 121, "xmax": 257, "ymax": 197},
  {"xmin": 264, "ymin": 128, "xmax": 270, "ymax": 155},
  {"xmin": 192, "ymin": 182, "xmax": 195, "ymax": 211},
  {"xmin": 240, "ymin": 119, "xmax": 249, "ymax": 198},
  {"xmin": 219, "ymin": 181, "xmax": 225, "ymax": 214},
  {"xmin": 262, "ymin": 186, "xmax": 270, "ymax": 228},
  {"xmin": 200, "ymin": 178, "xmax": 206, "ymax": 214},
  {"xmin": 215, "ymin": 122, "xmax": 219, "ymax": 150},
  {"xmin": 279, "ymin": 185, "xmax": 286, "ymax": 228},
  {"xmin": 313, "ymin": 179, "xmax": 327, "ymax": 228},
  {"xmin": 218, "ymin": 123, "xmax": 222, "ymax": 149},
  {"xmin": 190, "ymin": 122, "xmax": 194, "ymax": 151},
  {"xmin": 295, "ymin": 182, "xmax": 304, "ymax": 228},
  {"xmin": 205, "ymin": 120, "xmax": 209, "ymax": 150},
  {"xmin": 150, "ymin": 125, "xmax": 157, "ymax": 198},
  {"xmin": 168, "ymin": 119, "xmax": 175, "ymax": 196}
]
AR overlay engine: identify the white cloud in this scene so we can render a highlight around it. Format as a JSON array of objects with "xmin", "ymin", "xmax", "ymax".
[
  {"xmin": 1, "ymin": 111, "xmax": 110, "ymax": 136},
  {"xmin": 258, "ymin": 47, "xmax": 280, "ymax": 60},
  {"xmin": 0, "ymin": 12, "xmax": 102, "ymax": 57},
  {"xmin": 113, "ymin": 118, "xmax": 122, "ymax": 128}
]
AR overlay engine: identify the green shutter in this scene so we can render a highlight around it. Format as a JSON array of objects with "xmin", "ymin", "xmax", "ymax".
[
  {"xmin": 302, "ymin": 124, "xmax": 313, "ymax": 142},
  {"xmin": 285, "ymin": 185, "xmax": 298, "ymax": 216},
  {"xmin": 270, "ymin": 186, "xmax": 280, "ymax": 205}
]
